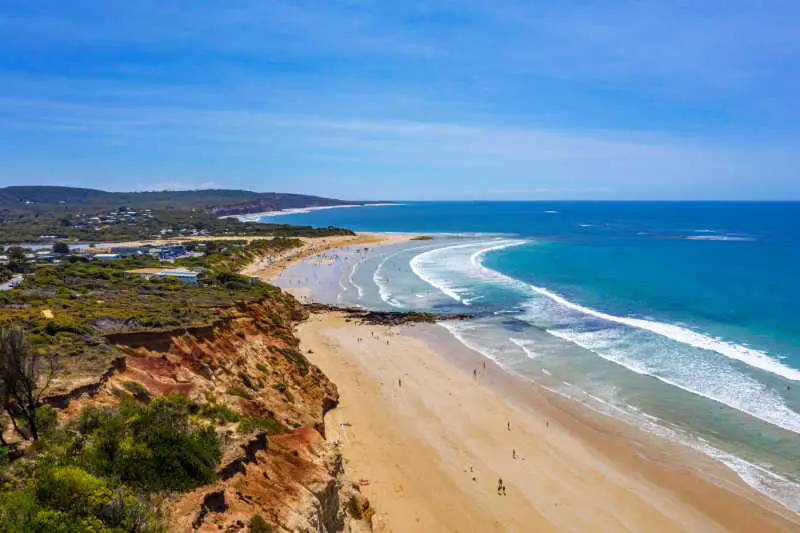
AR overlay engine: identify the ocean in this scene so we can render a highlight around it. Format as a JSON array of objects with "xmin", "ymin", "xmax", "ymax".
[{"xmin": 264, "ymin": 201, "xmax": 800, "ymax": 511}]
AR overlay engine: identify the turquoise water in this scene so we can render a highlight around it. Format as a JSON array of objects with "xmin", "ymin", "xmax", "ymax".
[{"xmin": 265, "ymin": 202, "xmax": 800, "ymax": 510}]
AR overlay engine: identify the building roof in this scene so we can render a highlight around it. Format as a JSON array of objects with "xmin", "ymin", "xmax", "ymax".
[
  {"xmin": 126, "ymin": 268, "xmax": 165, "ymax": 275},
  {"xmin": 77, "ymin": 248, "xmax": 109, "ymax": 254},
  {"xmin": 160, "ymin": 268, "xmax": 199, "ymax": 277}
]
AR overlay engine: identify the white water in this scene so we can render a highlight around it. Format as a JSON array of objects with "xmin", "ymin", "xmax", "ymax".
[
  {"xmin": 406, "ymin": 239, "xmax": 800, "ymax": 431},
  {"xmin": 374, "ymin": 254, "xmax": 405, "ymax": 308}
]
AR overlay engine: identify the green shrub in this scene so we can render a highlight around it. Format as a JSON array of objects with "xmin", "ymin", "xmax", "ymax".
[
  {"xmin": 35, "ymin": 405, "xmax": 59, "ymax": 437},
  {"xmin": 198, "ymin": 403, "xmax": 241, "ymax": 423},
  {"xmin": 248, "ymin": 514, "xmax": 272, "ymax": 533},
  {"xmin": 122, "ymin": 380, "xmax": 151, "ymax": 399},
  {"xmin": 346, "ymin": 496, "xmax": 362, "ymax": 519},
  {"xmin": 35, "ymin": 466, "xmax": 111, "ymax": 514},
  {"xmin": 269, "ymin": 346, "xmax": 308, "ymax": 367},
  {"xmin": 228, "ymin": 386, "xmax": 253, "ymax": 400},
  {"xmin": 79, "ymin": 395, "xmax": 222, "ymax": 492},
  {"xmin": 0, "ymin": 467, "xmax": 165, "ymax": 533},
  {"xmin": 237, "ymin": 416, "xmax": 288, "ymax": 435}
]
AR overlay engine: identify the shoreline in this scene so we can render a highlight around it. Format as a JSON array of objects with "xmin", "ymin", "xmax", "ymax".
[
  {"xmin": 225, "ymin": 202, "xmax": 400, "ymax": 221},
  {"xmin": 297, "ymin": 310, "xmax": 800, "ymax": 532},
  {"xmin": 250, "ymin": 232, "xmax": 800, "ymax": 531},
  {"xmin": 242, "ymin": 232, "xmax": 411, "ymax": 287}
]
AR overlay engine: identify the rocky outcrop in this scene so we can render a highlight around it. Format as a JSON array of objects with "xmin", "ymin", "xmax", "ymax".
[
  {"xmin": 172, "ymin": 427, "xmax": 368, "ymax": 533},
  {"xmin": 305, "ymin": 303, "xmax": 473, "ymax": 326}
]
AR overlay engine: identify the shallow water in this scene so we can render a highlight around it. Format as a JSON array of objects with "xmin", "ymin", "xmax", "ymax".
[{"xmin": 268, "ymin": 202, "xmax": 800, "ymax": 511}]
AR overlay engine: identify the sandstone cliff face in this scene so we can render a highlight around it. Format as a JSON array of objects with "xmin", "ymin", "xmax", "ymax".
[{"xmin": 55, "ymin": 296, "xmax": 372, "ymax": 532}]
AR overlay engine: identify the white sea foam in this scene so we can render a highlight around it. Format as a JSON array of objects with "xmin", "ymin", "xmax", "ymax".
[
  {"xmin": 409, "ymin": 239, "xmax": 527, "ymax": 304},
  {"xmin": 525, "ymin": 284, "xmax": 800, "ymax": 382},
  {"xmin": 544, "ymin": 327, "xmax": 800, "ymax": 434},
  {"xmin": 241, "ymin": 203, "xmax": 400, "ymax": 220},
  {"xmin": 412, "ymin": 239, "xmax": 800, "ymax": 426},
  {"xmin": 415, "ymin": 242, "xmax": 800, "ymax": 512},
  {"xmin": 414, "ymin": 239, "xmax": 800, "ymax": 382},
  {"xmin": 539, "ymin": 379, "xmax": 800, "ymax": 513},
  {"xmin": 347, "ymin": 261, "xmax": 364, "ymax": 300},
  {"xmin": 510, "ymin": 337, "xmax": 539, "ymax": 359},
  {"xmin": 374, "ymin": 254, "xmax": 405, "ymax": 308},
  {"xmin": 683, "ymin": 235, "xmax": 755, "ymax": 242}
]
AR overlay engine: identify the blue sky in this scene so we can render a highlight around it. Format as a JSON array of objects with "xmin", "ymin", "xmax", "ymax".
[{"xmin": 0, "ymin": 1, "xmax": 798, "ymax": 200}]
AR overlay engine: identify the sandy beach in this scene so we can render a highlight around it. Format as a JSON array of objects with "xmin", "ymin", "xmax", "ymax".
[
  {"xmin": 239, "ymin": 231, "xmax": 800, "ymax": 533},
  {"xmin": 296, "ymin": 312, "xmax": 800, "ymax": 532},
  {"xmin": 241, "ymin": 232, "xmax": 411, "ymax": 287}
]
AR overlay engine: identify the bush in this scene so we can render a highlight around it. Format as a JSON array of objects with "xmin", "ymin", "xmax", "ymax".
[
  {"xmin": 237, "ymin": 416, "xmax": 288, "ymax": 435},
  {"xmin": 346, "ymin": 496, "xmax": 362, "ymax": 519},
  {"xmin": 198, "ymin": 403, "xmax": 241, "ymax": 424},
  {"xmin": 122, "ymin": 380, "xmax": 151, "ymax": 400},
  {"xmin": 35, "ymin": 466, "xmax": 111, "ymax": 514},
  {"xmin": 79, "ymin": 395, "xmax": 222, "ymax": 492},
  {"xmin": 249, "ymin": 514, "xmax": 272, "ymax": 533},
  {"xmin": 0, "ymin": 466, "xmax": 165, "ymax": 532}
]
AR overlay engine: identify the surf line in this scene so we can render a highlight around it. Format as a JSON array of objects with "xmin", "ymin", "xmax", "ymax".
[{"xmin": 409, "ymin": 239, "xmax": 528, "ymax": 305}]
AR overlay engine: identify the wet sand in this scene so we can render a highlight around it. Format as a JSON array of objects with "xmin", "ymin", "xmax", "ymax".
[
  {"xmin": 297, "ymin": 312, "xmax": 800, "ymax": 532},
  {"xmin": 241, "ymin": 233, "xmax": 410, "ymax": 284}
]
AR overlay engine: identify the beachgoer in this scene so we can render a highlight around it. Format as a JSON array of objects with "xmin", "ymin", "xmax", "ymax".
[
  {"xmin": 512, "ymin": 449, "xmax": 516, "ymax": 460},
  {"xmin": 497, "ymin": 478, "xmax": 503, "ymax": 495},
  {"xmin": 473, "ymin": 369, "xmax": 477, "ymax": 378},
  {"xmin": 398, "ymin": 378, "xmax": 402, "ymax": 388},
  {"xmin": 507, "ymin": 421, "xmax": 511, "ymax": 431}
]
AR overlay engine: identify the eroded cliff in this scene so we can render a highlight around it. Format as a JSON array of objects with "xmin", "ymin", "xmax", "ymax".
[{"xmin": 53, "ymin": 296, "xmax": 372, "ymax": 532}]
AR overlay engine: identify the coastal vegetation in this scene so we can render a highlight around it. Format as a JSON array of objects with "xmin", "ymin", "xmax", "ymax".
[
  {"xmin": 0, "ymin": 392, "xmax": 223, "ymax": 532},
  {"xmin": 0, "ymin": 186, "xmax": 368, "ymax": 243},
  {"xmin": 0, "ymin": 231, "xmax": 338, "ymax": 531},
  {"xmin": 0, "ymin": 237, "xmax": 305, "ymax": 389}
]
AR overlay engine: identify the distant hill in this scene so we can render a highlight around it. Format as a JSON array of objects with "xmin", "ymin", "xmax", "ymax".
[
  {"xmin": 0, "ymin": 186, "xmax": 387, "ymax": 242},
  {"xmin": 0, "ymin": 186, "xmax": 385, "ymax": 217}
]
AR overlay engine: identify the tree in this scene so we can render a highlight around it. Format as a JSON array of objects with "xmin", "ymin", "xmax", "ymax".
[
  {"xmin": 0, "ymin": 326, "xmax": 57, "ymax": 441},
  {"xmin": 6, "ymin": 246, "xmax": 27, "ymax": 273},
  {"xmin": 52, "ymin": 242, "xmax": 70, "ymax": 255}
]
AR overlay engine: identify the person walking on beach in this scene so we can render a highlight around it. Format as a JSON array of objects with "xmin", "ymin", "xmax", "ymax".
[
  {"xmin": 507, "ymin": 421, "xmax": 511, "ymax": 431},
  {"xmin": 512, "ymin": 449, "xmax": 516, "ymax": 460},
  {"xmin": 497, "ymin": 478, "xmax": 503, "ymax": 495},
  {"xmin": 473, "ymin": 368, "xmax": 477, "ymax": 379}
]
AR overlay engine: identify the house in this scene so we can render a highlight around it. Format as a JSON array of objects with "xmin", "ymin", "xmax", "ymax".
[
  {"xmin": 94, "ymin": 253, "xmax": 121, "ymax": 261},
  {"xmin": 159, "ymin": 245, "xmax": 187, "ymax": 260},
  {"xmin": 159, "ymin": 268, "xmax": 200, "ymax": 283},
  {"xmin": 77, "ymin": 247, "xmax": 109, "ymax": 256},
  {"xmin": 125, "ymin": 268, "xmax": 164, "ymax": 280},
  {"xmin": 111, "ymin": 246, "xmax": 147, "ymax": 257},
  {"xmin": 126, "ymin": 267, "xmax": 200, "ymax": 284}
]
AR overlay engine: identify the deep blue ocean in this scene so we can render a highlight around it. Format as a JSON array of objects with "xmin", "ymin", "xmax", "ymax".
[{"xmin": 262, "ymin": 202, "xmax": 800, "ymax": 510}]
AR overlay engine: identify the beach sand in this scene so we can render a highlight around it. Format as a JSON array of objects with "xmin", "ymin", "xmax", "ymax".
[
  {"xmin": 242, "ymin": 232, "xmax": 410, "ymax": 288},
  {"xmin": 296, "ymin": 311, "xmax": 800, "ymax": 532}
]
